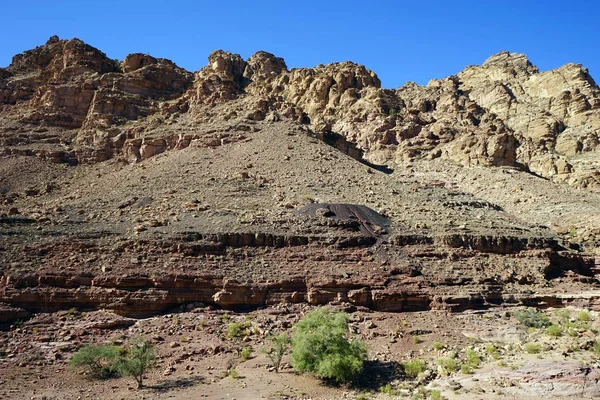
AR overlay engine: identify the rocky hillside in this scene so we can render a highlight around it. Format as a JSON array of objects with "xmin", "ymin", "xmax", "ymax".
[
  {"xmin": 2, "ymin": 36, "xmax": 599, "ymax": 187},
  {"xmin": 1, "ymin": 37, "xmax": 600, "ymax": 322}
]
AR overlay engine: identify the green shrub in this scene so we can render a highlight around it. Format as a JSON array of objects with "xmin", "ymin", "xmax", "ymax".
[
  {"xmin": 545, "ymin": 324, "xmax": 562, "ymax": 337},
  {"xmin": 240, "ymin": 347, "xmax": 252, "ymax": 360},
  {"xmin": 592, "ymin": 341, "xmax": 600, "ymax": 354},
  {"xmin": 524, "ymin": 343, "xmax": 541, "ymax": 354},
  {"xmin": 403, "ymin": 359, "xmax": 426, "ymax": 379},
  {"xmin": 460, "ymin": 364, "xmax": 472, "ymax": 374},
  {"xmin": 118, "ymin": 338, "xmax": 157, "ymax": 389},
  {"xmin": 484, "ymin": 345, "xmax": 500, "ymax": 360},
  {"xmin": 69, "ymin": 343, "xmax": 122, "ymax": 379},
  {"xmin": 430, "ymin": 389, "xmax": 442, "ymax": 400},
  {"xmin": 466, "ymin": 349, "xmax": 481, "ymax": 369},
  {"xmin": 432, "ymin": 341, "xmax": 444, "ymax": 351},
  {"xmin": 577, "ymin": 311, "xmax": 591, "ymax": 322},
  {"xmin": 514, "ymin": 309, "xmax": 550, "ymax": 328},
  {"xmin": 227, "ymin": 322, "xmax": 249, "ymax": 339},
  {"xmin": 379, "ymin": 383, "xmax": 398, "ymax": 395},
  {"xmin": 412, "ymin": 335, "xmax": 423, "ymax": 344},
  {"xmin": 291, "ymin": 308, "xmax": 367, "ymax": 383},
  {"xmin": 263, "ymin": 333, "xmax": 290, "ymax": 372},
  {"xmin": 438, "ymin": 358, "xmax": 458, "ymax": 373}
]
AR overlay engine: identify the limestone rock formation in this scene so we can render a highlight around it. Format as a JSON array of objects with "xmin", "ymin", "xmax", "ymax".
[{"xmin": 2, "ymin": 37, "xmax": 599, "ymax": 188}]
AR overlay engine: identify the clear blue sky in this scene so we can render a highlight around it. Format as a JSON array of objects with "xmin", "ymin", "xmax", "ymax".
[{"xmin": 1, "ymin": 1, "xmax": 599, "ymax": 88}]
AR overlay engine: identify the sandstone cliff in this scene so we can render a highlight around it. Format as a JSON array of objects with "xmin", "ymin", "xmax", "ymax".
[{"xmin": 1, "ymin": 37, "xmax": 600, "ymax": 189}]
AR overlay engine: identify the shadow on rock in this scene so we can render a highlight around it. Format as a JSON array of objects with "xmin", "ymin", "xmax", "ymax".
[
  {"xmin": 149, "ymin": 376, "xmax": 205, "ymax": 393},
  {"xmin": 353, "ymin": 360, "xmax": 402, "ymax": 390}
]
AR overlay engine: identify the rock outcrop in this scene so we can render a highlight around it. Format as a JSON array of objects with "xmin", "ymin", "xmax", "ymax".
[{"xmin": 2, "ymin": 37, "xmax": 600, "ymax": 188}]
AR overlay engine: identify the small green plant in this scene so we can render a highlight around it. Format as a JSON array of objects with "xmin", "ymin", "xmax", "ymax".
[
  {"xmin": 291, "ymin": 308, "xmax": 367, "ymax": 383},
  {"xmin": 430, "ymin": 389, "xmax": 442, "ymax": 400},
  {"xmin": 432, "ymin": 341, "xmax": 444, "ymax": 351},
  {"xmin": 524, "ymin": 343, "xmax": 541, "ymax": 354},
  {"xmin": 118, "ymin": 337, "xmax": 157, "ymax": 389},
  {"xmin": 263, "ymin": 333, "xmax": 290, "ymax": 372},
  {"xmin": 577, "ymin": 311, "xmax": 591, "ymax": 322},
  {"xmin": 229, "ymin": 368, "xmax": 240, "ymax": 379},
  {"xmin": 403, "ymin": 359, "xmax": 426, "ymax": 379},
  {"xmin": 514, "ymin": 309, "xmax": 550, "ymax": 328},
  {"xmin": 466, "ymin": 349, "xmax": 481, "ymax": 369},
  {"xmin": 438, "ymin": 358, "xmax": 458, "ymax": 374},
  {"xmin": 592, "ymin": 341, "xmax": 600, "ymax": 354},
  {"xmin": 379, "ymin": 383, "xmax": 398, "ymax": 395},
  {"xmin": 227, "ymin": 322, "xmax": 249, "ymax": 339},
  {"xmin": 66, "ymin": 307, "xmax": 78, "ymax": 317},
  {"xmin": 546, "ymin": 324, "xmax": 562, "ymax": 337},
  {"xmin": 485, "ymin": 345, "xmax": 500, "ymax": 360},
  {"xmin": 69, "ymin": 343, "xmax": 122, "ymax": 379},
  {"xmin": 413, "ymin": 335, "xmax": 423, "ymax": 344},
  {"xmin": 240, "ymin": 347, "xmax": 252, "ymax": 360},
  {"xmin": 555, "ymin": 309, "xmax": 571, "ymax": 321},
  {"xmin": 460, "ymin": 364, "xmax": 473, "ymax": 375}
]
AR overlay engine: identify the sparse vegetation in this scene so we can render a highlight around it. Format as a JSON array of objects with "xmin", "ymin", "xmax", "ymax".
[
  {"xmin": 460, "ymin": 364, "xmax": 472, "ymax": 374},
  {"xmin": 524, "ymin": 343, "xmax": 541, "ymax": 354},
  {"xmin": 429, "ymin": 389, "xmax": 443, "ymax": 400},
  {"xmin": 118, "ymin": 337, "xmax": 157, "ymax": 389},
  {"xmin": 466, "ymin": 349, "xmax": 481, "ymax": 369},
  {"xmin": 227, "ymin": 321, "xmax": 250, "ymax": 339},
  {"xmin": 263, "ymin": 333, "xmax": 291, "ymax": 372},
  {"xmin": 241, "ymin": 346, "xmax": 252, "ymax": 360},
  {"xmin": 379, "ymin": 383, "xmax": 398, "ymax": 395},
  {"xmin": 432, "ymin": 341, "xmax": 444, "ymax": 351},
  {"xmin": 514, "ymin": 309, "xmax": 550, "ymax": 328},
  {"xmin": 69, "ymin": 343, "xmax": 122, "ymax": 379},
  {"xmin": 545, "ymin": 324, "xmax": 562, "ymax": 337},
  {"xmin": 577, "ymin": 311, "xmax": 591, "ymax": 322},
  {"xmin": 291, "ymin": 308, "xmax": 367, "ymax": 383},
  {"xmin": 403, "ymin": 359, "xmax": 426, "ymax": 379},
  {"xmin": 437, "ymin": 358, "xmax": 458, "ymax": 374},
  {"xmin": 484, "ymin": 344, "xmax": 500, "ymax": 360}
]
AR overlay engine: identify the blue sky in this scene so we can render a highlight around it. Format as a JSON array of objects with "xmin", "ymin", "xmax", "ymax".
[{"xmin": 1, "ymin": 1, "xmax": 598, "ymax": 88}]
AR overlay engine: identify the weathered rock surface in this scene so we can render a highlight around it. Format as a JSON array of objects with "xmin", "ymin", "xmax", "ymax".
[
  {"xmin": 2, "ymin": 37, "xmax": 600, "ymax": 322},
  {"xmin": 1, "ymin": 37, "xmax": 599, "ymax": 188}
]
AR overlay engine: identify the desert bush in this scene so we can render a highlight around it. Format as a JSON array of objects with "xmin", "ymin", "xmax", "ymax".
[
  {"xmin": 524, "ymin": 343, "xmax": 541, "ymax": 354},
  {"xmin": 227, "ymin": 321, "xmax": 250, "ymax": 339},
  {"xmin": 240, "ymin": 346, "xmax": 252, "ymax": 360},
  {"xmin": 291, "ymin": 308, "xmax": 367, "ymax": 383},
  {"xmin": 263, "ymin": 333, "xmax": 290, "ymax": 372},
  {"xmin": 514, "ymin": 309, "xmax": 550, "ymax": 328},
  {"xmin": 466, "ymin": 349, "xmax": 481, "ymax": 369},
  {"xmin": 379, "ymin": 383, "xmax": 398, "ymax": 395},
  {"xmin": 69, "ymin": 343, "xmax": 122, "ymax": 379},
  {"xmin": 460, "ymin": 364, "xmax": 473, "ymax": 374},
  {"xmin": 432, "ymin": 341, "xmax": 444, "ymax": 351},
  {"xmin": 546, "ymin": 324, "xmax": 562, "ymax": 337},
  {"xmin": 403, "ymin": 359, "xmax": 426, "ymax": 379},
  {"xmin": 484, "ymin": 345, "xmax": 500, "ymax": 360},
  {"xmin": 430, "ymin": 389, "xmax": 443, "ymax": 400},
  {"xmin": 437, "ymin": 358, "xmax": 458, "ymax": 374},
  {"xmin": 118, "ymin": 337, "xmax": 157, "ymax": 389},
  {"xmin": 577, "ymin": 311, "xmax": 591, "ymax": 322}
]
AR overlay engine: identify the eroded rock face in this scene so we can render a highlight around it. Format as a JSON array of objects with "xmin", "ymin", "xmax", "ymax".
[{"xmin": 1, "ymin": 38, "xmax": 600, "ymax": 188}]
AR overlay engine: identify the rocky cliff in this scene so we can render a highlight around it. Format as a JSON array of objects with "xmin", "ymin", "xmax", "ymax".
[
  {"xmin": 1, "ymin": 37, "xmax": 600, "ymax": 187},
  {"xmin": 1, "ymin": 37, "xmax": 600, "ymax": 321}
]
